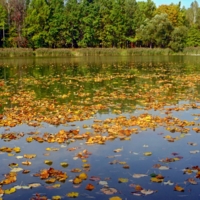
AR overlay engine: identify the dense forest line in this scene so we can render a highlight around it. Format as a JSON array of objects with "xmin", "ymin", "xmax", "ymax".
[{"xmin": 0, "ymin": 0, "xmax": 200, "ymax": 52}]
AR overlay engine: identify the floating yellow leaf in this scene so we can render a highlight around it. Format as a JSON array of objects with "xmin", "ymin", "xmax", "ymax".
[
  {"xmin": 174, "ymin": 185, "xmax": 184, "ymax": 192},
  {"xmin": 52, "ymin": 184, "xmax": 61, "ymax": 188},
  {"xmin": 79, "ymin": 173, "xmax": 87, "ymax": 180},
  {"xmin": 82, "ymin": 163, "xmax": 90, "ymax": 168},
  {"xmin": 71, "ymin": 168, "xmax": 81, "ymax": 173},
  {"xmin": 8, "ymin": 153, "xmax": 14, "ymax": 156},
  {"xmin": 44, "ymin": 160, "xmax": 53, "ymax": 165},
  {"xmin": 118, "ymin": 161, "xmax": 126, "ymax": 165},
  {"xmin": 26, "ymin": 137, "xmax": 33, "ymax": 143},
  {"xmin": 109, "ymin": 196, "xmax": 122, "ymax": 200},
  {"xmin": 24, "ymin": 154, "xmax": 36, "ymax": 159},
  {"xmin": 118, "ymin": 178, "xmax": 128, "ymax": 183},
  {"xmin": 73, "ymin": 177, "xmax": 82, "ymax": 184},
  {"xmin": 8, "ymin": 163, "xmax": 18, "ymax": 168},
  {"xmin": 60, "ymin": 162, "xmax": 68, "ymax": 168},
  {"xmin": 22, "ymin": 160, "xmax": 31, "ymax": 165},
  {"xmin": 143, "ymin": 152, "xmax": 152, "ymax": 156},
  {"xmin": 52, "ymin": 196, "xmax": 61, "ymax": 200},
  {"xmin": 45, "ymin": 178, "xmax": 56, "ymax": 184},
  {"xmin": 4, "ymin": 187, "xmax": 16, "ymax": 194},
  {"xmin": 67, "ymin": 192, "xmax": 79, "ymax": 198},
  {"xmin": 151, "ymin": 177, "xmax": 163, "ymax": 183},
  {"xmin": 13, "ymin": 147, "xmax": 21, "ymax": 153}
]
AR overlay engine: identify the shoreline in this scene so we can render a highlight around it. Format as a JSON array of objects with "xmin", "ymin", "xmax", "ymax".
[{"xmin": 0, "ymin": 47, "xmax": 200, "ymax": 58}]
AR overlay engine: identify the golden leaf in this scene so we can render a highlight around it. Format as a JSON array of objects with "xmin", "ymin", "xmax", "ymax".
[
  {"xmin": 73, "ymin": 177, "xmax": 82, "ymax": 184},
  {"xmin": 66, "ymin": 192, "xmax": 79, "ymax": 198},
  {"xmin": 109, "ymin": 196, "xmax": 122, "ymax": 200},
  {"xmin": 60, "ymin": 162, "xmax": 68, "ymax": 168},
  {"xmin": 44, "ymin": 160, "xmax": 53, "ymax": 165},
  {"xmin": 174, "ymin": 185, "xmax": 184, "ymax": 192},
  {"xmin": 143, "ymin": 152, "xmax": 152, "ymax": 156},
  {"xmin": 4, "ymin": 187, "xmax": 16, "ymax": 194},
  {"xmin": 79, "ymin": 173, "xmax": 87, "ymax": 180}
]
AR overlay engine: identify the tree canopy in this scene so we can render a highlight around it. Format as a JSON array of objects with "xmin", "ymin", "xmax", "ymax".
[{"xmin": 0, "ymin": 0, "xmax": 199, "ymax": 51}]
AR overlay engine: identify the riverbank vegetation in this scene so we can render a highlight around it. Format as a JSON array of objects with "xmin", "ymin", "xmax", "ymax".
[
  {"xmin": 1, "ymin": 47, "xmax": 200, "ymax": 58},
  {"xmin": 0, "ymin": 0, "xmax": 200, "ymax": 52}
]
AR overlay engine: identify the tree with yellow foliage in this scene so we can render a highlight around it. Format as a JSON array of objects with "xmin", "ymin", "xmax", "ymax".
[{"xmin": 154, "ymin": 3, "xmax": 186, "ymax": 27}]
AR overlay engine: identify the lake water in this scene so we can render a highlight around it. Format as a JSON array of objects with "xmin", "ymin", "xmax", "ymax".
[{"xmin": 0, "ymin": 55, "xmax": 200, "ymax": 200}]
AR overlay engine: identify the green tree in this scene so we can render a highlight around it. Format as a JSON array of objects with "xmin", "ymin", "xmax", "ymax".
[
  {"xmin": 124, "ymin": 0, "xmax": 137, "ymax": 46},
  {"xmin": 135, "ymin": 0, "xmax": 156, "ymax": 28},
  {"xmin": 23, "ymin": 0, "xmax": 50, "ymax": 48},
  {"xmin": 64, "ymin": 0, "xmax": 81, "ymax": 47},
  {"xmin": 0, "ymin": 3, "xmax": 6, "ymax": 46},
  {"xmin": 46, "ymin": 0, "xmax": 65, "ymax": 47},
  {"xmin": 98, "ymin": 0, "xmax": 113, "ymax": 47},
  {"xmin": 186, "ymin": 25, "xmax": 200, "ymax": 47},
  {"xmin": 169, "ymin": 26, "xmax": 188, "ymax": 52},
  {"xmin": 136, "ymin": 13, "xmax": 174, "ymax": 48}
]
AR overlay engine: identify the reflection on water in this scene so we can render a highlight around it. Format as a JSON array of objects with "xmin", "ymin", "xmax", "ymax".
[{"xmin": 0, "ymin": 56, "xmax": 200, "ymax": 199}]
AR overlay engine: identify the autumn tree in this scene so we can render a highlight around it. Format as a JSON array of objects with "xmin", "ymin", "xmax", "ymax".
[
  {"xmin": 154, "ymin": 3, "xmax": 186, "ymax": 27},
  {"xmin": 8, "ymin": 0, "xmax": 26, "ymax": 47}
]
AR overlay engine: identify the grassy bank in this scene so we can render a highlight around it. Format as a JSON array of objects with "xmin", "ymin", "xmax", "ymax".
[{"xmin": 1, "ymin": 47, "xmax": 200, "ymax": 58}]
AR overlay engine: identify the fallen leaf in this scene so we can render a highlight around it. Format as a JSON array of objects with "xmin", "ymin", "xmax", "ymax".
[
  {"xmin": 44, "ymin": 160, "xmax": 53, "ymax": 165},
  {"xmin": 60, "ymin": 162, "xmax": 68, "ymax": 168},
  {"xmin": 10, "ymin": 167, "xmax": 23, "ymax": 172},
  {"xmin": 67, "ymin": 192, "xmax": 79, "ymax": 198},
  {"xmin": 187, "ymin": 142, "xmax": 197, "ymax": 146},
  {"xmin": 101, "ymin": 187, "xmax": 117, "ymax": 195},
  {"xmin": 163, "ymin": 180, "xmax": 174, "ymax": 185},
  {"xmin": 71, "ymin": 168, "xmax": 81, "ymax": 173},
  {"xmin": 29, "ymin": 183, "xmax": 41, "ymax": 188},
  {"xmin": 73, "ymin": 177, "xmax": 82, "ymax": 184},
  {"xmin": 52, "ymin": 196, "xmax": 62, "ymax": 200},
  {"xmin": 13, "ymin": 147, "xmax": 21, "ymax": 153},
  {"xmin": 22, "ymin": 160, "xmax": 31, "ymax": 165},
  {"xmin": 99, "ymin": 181, "xmax": 108, "ymax": 186},
  {"xmin": 24, "ymin": 154, "xmax": 36, "ymax": 159},
  {"xmin": 141, "ymin": 189, "xmax": 155, "ymax": 195},
  {"xmin": 109, "ymin": 196, "xmax": 122, "ymax": 200},
  {"xmin": 143, "ymin": 152, "xmax": 152, "ymax": 156},
  {"xmin": 158, "ymin": 166, "xmax": 170, "ymax": 170},
  {"xmin": 151, "ymin": 177, "xmax": 163, "ymax": 183},
  {"xmin": 187, "ymin": 178, "xmax": 197, "ymax": 185},
  {"xmin": 133, "ymin": 174, "xmax": 148, "ymax": 178},
  {"xmin": 174, "ymin": 185, "xmax": 184, "ymax": 192},
  {"xmin": 118, "ymin": 178, "xmax": 128, "ymax": 183},
  {"xmin": 190, "ymin": 150, "xmax": 199, "ymax": 154},
  {"xmin": 85, "ymin": 183, "xmax": 95, "ymax": 191},
  {"xmin": 114, "ymin": 148, "xmax": 123, "ymax": 153},
  {"xmin": 79, "ymin": 173, "xmax": 87, "ymax": 180},
  {"xmin": 4, "ymin": 187, "xmax": 16, "ymax": 194},
  {"xmin": 89, "ymin": 176, "xmax": 100, "ymax": 181}
]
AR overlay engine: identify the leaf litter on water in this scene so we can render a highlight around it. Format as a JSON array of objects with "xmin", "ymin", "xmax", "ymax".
[{"xmin": 0, "ymin": 61, "xmax": 200, "ymax": 198}]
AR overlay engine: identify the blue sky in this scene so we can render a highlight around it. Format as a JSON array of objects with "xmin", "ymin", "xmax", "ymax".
[{"xmin": 153, "ymin": 0, "xmax": 193, "ymax": 8}]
